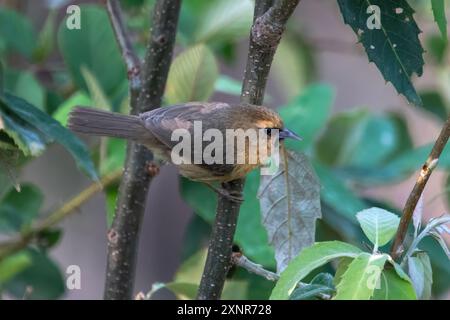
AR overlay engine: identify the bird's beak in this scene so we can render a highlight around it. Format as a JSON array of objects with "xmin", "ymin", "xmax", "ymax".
[{"xmin": 279, "ymin": 128, "xmax": 302, "ymax": 141}]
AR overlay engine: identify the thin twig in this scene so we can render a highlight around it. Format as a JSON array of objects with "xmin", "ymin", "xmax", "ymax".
[
  {"xmin": 103, "ymin": 0, "xmax": 181, "ymax": 300},
  {"xmin": 390, "ymin": 115, "xmax": 450, "ymax": 260},
  {"xmin": 231, "ymin": 252, "xmax": 279, "ymax": 281},
  {"xmin": 197, "ymin": 0, "xmax": 301, "ymax": 300},
  {"xmin": 106, "ymin": 0, "xmax": 141, "ymax": 91},
  {"xmin": 0, "ymin": 170, "xmax": 122, "ymax": 261},
  {"xmin": 231, "ymin": 253, "xmax": 331, "ymax": 300}
]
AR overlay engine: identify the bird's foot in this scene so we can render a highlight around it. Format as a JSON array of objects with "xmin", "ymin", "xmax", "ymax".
[{"xmin": 204, "ymin": 183, "xmax": 244, "ymax": 203}]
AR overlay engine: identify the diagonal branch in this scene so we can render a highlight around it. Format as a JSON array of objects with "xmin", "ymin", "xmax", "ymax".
[
  {"xmin": 0, "ymin": 170, "xmax": 122, "ymax": 261},
  {"xmin": 197, "ymin": 0, "xmax": 300, "ymax": 300},
  {"xmin": 106, "ymin": 0, "xmax": 141, "ymax": 92},
  {"xmin": 103, "ymin": 0, "xmax": 181, "ymax": 300},
  {"xmin": 390, "ymin": 115, "xmax": 450, "ymax": 260}
]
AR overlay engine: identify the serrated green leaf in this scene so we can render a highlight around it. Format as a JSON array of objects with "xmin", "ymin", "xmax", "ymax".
[
  {"xmin": 0, "ymin": 8, "xmax": 36, "ymax": 58},
  {"xmin": 0, "ymin": 251, "xmax": 32, "ymax": 285},
  {"xmin": 279, "ymin": 84, "xmax": 334, "ymax": 152},
  {"xmin": 373, "ymin": 268, "xmax": 416, "ymax": 300},
  {"xmin": 408, "ymin": 252, "xmax": 432, "ymax": 299},
  {"xmin": 334, "ymin": 253, "xmax": 388, "ymax": 300},
  {"xmin": 57, "ymin": 5, "xmax": 126, "ymax": 98},
  {"xmin": 337, "ymin": 0, "xmax": 424, "ymax": 106},
  {"xmin": 270, "ymin": 241, "xmax": 362, "ymax": 300},
  {"xmin": 165, "ymin": 44, "xmax": 218, "ymax": 104},
  {"xmin": 0, "ymin": 184, "xmax": 43, "ymax": 233},
  {"xmin": 356, "ymin": 207, "xmax": 400, "ymax": 249},
  {"xmin": 258, "ymin": 151, "xmax": 321, "ymax": 272},
  {"xmin": 431, "ymin": 0, "xmax": 448, "ymax": 41},
  {"xmin": 0, "ymin": 93, "xmax": 97, "ymax": 180}
]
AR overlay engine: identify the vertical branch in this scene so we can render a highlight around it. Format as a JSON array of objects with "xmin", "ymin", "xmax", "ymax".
[
  {"xmin": 197, "ymin": 0, "xmax": 300, "ymax": 300},
  {"xmin": 104, "ymin": 0, "xmax": 181, "ymax": 300},
  {"xmin": 390, "ymin": 115, "xmax": 450, "ymax": 260}
]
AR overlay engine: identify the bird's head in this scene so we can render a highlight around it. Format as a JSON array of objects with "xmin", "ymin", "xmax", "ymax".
[{"xmin": 236, "ymin": 104, "xmax": 302, "ymax": 142}]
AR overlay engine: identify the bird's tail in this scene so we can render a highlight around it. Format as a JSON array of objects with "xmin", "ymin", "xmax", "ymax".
[{"xmin": 68, "ymin": 107, "xmax": 148, "ymax": 140}]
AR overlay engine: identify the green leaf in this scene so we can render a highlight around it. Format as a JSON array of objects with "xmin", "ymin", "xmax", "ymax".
[
  {"xmin": 334, "ymin": 253, "xmax": 388, "ymax": 300},
  {"xmin": 420, "ymin": 237, "xmax": 450, "ymax": 295},
  {"xmin": 53, "ymin": 91, "xmax": 92, "ymax": 126},
  {"xmin": 81, "ymin": 66, "xmax": 112, "ymax": 111},
  {"xmin": 0, "ymin": 8, "xmax": 36, "ymax": 57},
  {"xmin": 181, "ymin": 170, "xmax": 275, "ymax": 266},
  {"xmin": 214, "ymin": 75, "xmax": 242, "ymax": 96},
  {"xmin": 33, "ymin": 10, "xmax": 56, "ymax": 62},
  {"xmin": 279, "ymin": 84, "xmax": 335, "ymax": 152},
  {"xmin": 258, "ymin": 151, "xmax": 321, "ymax": 272},
  {"xmin": 270, "ymin": 241, "xmax": 362, "ymax": 300},
  {"xmin": 171, "ymin": 249, "xmax": 248, "ymax": 300},
  {"xmin": 333, "ymin": 257, "xmax": 353, "ymax": 286},
  {"xmin": 105, "ymin": 184, "xmax": 118, "ymax": 228},
  {"xmin": 419, "ymin": 90, "xmax": 448, "ymax": 121},
  {"xmin": 0, "ymin": 60, "xmax": 3, "ymax": 94},
  {"xmin": 151, "ymin": 282, "xmax": 198, "ymax": 300},
  {"xmin": 315, "ymin": 110, "xmax": 413, "ymax": 168},
  {"xmin": 0, "ymin": 251, "xmax": 32, "ymax": 285},
  {"xmin": 289, "ymin": 284, "xmax": 333, "ymax": 300},
  {"xmin": 425, "ymin": 34, "xmax": 448, "ymax": 64},
  {"xmin": 4, "ymin": 69, "xmax": 45, "ymax": 111},
  {"xmin": 407, "ymin": 252, "xmax": 433, "ymax": 299},
  {"xmin": 0, "ymin": 93, "xmax": 98, "ymax": 180},
  {"xmin": 272, "ymin": 32, "xmax": 317, "ymax": 101},
  {"xmin": 5, "ymin": 249, "xmax": 65, "ymax": 299},
  {"xmin": 337, "ymin": 0, "xmax": 424, "ymax": 106},
  {"xmin": 100, "ymin": 138, "xmax": 126, "ymax": 175},
  {"xmin": 373, "ymin": 268, "xmax": 417, "ymax": 300},
  {"xmin": 0, "ymin": 184, "xmax": 43, "ymax": 232},
  {"xmin": 57, "ymin": 5, "xmax": 126, "ymax": 98},
  {"xmin": 356, "ymin": 207, "xmax": 400, "ymax": 249},
  {"xmin": 313, "ymin": 163, "xmax": 366, "ymax": 223},
  {"xmin": 290, "ymin": 272, "xmax": 335, "ymax": 300},
  {"xmin": 431, "ymin": 0, "xmax": 448, "ymax": 41},
  {"xmin": 165, "ymin": 44, "xmax": 218, "ymax": 104},
  {"xmin": 192, "ymin": 0, "xmax": 253, "ymax": 44}
]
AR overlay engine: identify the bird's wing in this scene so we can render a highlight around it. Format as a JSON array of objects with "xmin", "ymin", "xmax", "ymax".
[
  {"xmin": 140, "ymin": 102, "xmax": 231, "ymax": 149},
  {"xmin": 140, "ymin": 102, "xmax": 236, "ymax": 177}
]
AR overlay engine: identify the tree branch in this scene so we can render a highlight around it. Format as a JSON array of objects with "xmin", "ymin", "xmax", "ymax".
[
  {"xmin": 231, "ymin": 252, "xmax": 279, "ymax": 281},
  {"xmin": 106, "ymin": 0, "xmax": 141, "ymax": 92},
  {"xmin": 103, "ymin": 0, "xmax": 181, "ymax": 300},
  {"xmin": 0, "ymin": 170, "xmax": 122, "ymax": 261},
  {"xmin": 197, "ymin": 0, "xmax": 300, "ymax": 300},
  {"xmin": 390, "ymin": 115, "xmax": 450, "ymax": 260},
  {"xmin": 231, "ymin": 252, "xmax": 332, "ymax": 299}
]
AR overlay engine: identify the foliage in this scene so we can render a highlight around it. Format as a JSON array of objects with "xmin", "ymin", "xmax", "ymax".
[{"xmin": 0, "ymin": 1, "xmax": 448, "ymax": 300}]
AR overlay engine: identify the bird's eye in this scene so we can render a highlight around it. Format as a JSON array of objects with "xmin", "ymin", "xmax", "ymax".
[{"xmin": 265, "ymin": 128, "xmax": 273, "ymax": 136}]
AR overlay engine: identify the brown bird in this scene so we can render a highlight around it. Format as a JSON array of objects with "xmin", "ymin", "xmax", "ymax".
[{"xmin": 68, "ymin": 102, "xmax": 301, "ymax": 201}]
